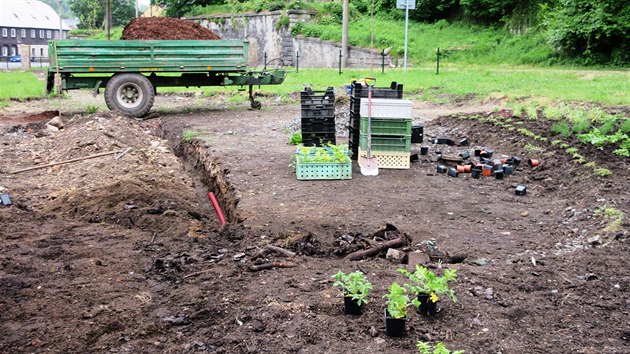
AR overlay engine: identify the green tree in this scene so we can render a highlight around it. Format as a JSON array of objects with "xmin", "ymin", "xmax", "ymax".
[
  {"xmin": 544, "ymin": 0, "xmax": 630, "ymax": 65},
  {"xmin": 111, "ymin": 0, "xmax": 136, "ymax": 26},
  {"xmin": 41, "ymin": 0, "xmax": 74, "ymax": 18},
  {"xmin": 71, "ymin": 0, "xmax": 104, "ymax": 29},
  {"xmin": 459, "ymin": 0, "xmax": 517, "ymax": 23},
  {"xmin": 154, "ymin": 0, "xmax": 223, "ymax": 18},
  {"xmin": 70, "ymin": 0, "xmax": 135, "ymax": 29}
]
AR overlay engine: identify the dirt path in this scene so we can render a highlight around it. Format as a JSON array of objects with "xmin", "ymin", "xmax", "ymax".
[{"xmin": 1, "ymin": 92, "xmax": 628, "ymax": 353}]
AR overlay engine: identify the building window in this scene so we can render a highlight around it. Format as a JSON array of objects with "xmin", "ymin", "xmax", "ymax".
[
  {"xmin": 47, "ymin": 30, "xmax": 52, "ymax": 39},
  {"xmin": 40, "ymin": 48, "xmax": 44, "ymax": 57},
  {"xmin": 62, "ymin": 31, "xmax": 67, "ymax": 39},
  {"xmin": 2, "ymin": 28, "xmax": 7, "ymax": 37},
  {"xmin": 2, "ymin": 46, "xmax": 7, "ymax": 56},
  {"xmin": 54, "ymin": 31, "xmax": 59, "ymax": 39},
  {"xmin": 32, "ymin": 48, "xmax": 35, "ymax": 57},
  {"xmin": 31, "ymin": 29, "xmax": 35, "ymax": 38},
  {"xmin": 39, "ymin": 30, "xmax": 44, "ymax": 38},
  {"xmin": 10, "ymin": 46, "xmax": 17, "ymax": 56},
  {"xmin": 10, "ymin": 29, "xmax": 16, "ymax": 37},
  {"xmin": 21, "ymin": 29, "xmax": 26, "ymax": 37}
]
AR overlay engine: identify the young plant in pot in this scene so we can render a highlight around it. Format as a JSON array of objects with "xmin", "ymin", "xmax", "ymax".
[
  {"xmin": 397, "ymin": 265, "xmax": 457, "ymax": 316},
  {"xmin": 382, "ymin": 282, "xmax": 418, "ymax": 337},
  {"xmin": 332, "ymin": 270, "xmax": 373, "ymax": 315}
]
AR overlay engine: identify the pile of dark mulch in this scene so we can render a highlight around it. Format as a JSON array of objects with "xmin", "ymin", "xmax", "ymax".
[{"xmin": 121, "ymin": 17, "xmax": 221, "ymax": 40}]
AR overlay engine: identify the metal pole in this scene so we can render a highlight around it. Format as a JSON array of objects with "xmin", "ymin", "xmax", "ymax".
[
  {"xmin": 341, "ymin": 0, "xmax": 349, "ymax": 67},
  {"xmin": 436, "ymin": 48, "xmax": 440, "ymax": 75},
  {"xmin": 296, "ymin": 51, "xmax": 299, "ymax": 73},
  {"xmin": 403, "ymin": 0, "xmax": 409, "ymax": 73},
  {"xmin": 106, "ymin": 0, "xmax": 111, "ymax": 40},
  {"xmin": 263, "ymin": 51, "xmax": 267, "ymax": 70},
  {"xmin": 339, "ymin": 50, "xmax": 343, "ymax": 75},
  {"xmin": 381, "ymin": 52, "xmax": 385, "ymax": 74},
  {"xmin": 58, "ymin": 0, "xmax": 62, "ymax": 37}
]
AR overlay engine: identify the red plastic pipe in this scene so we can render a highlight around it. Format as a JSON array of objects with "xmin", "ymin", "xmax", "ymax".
[{"xmin": 207, "ymin": 192, "xmax": 227, "ymax": 225}]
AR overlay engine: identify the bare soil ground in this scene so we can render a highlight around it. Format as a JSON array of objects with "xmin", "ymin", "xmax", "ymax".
[{"xmin": 1, "ymin": 91, "xmax": 629, "ymax": 354}]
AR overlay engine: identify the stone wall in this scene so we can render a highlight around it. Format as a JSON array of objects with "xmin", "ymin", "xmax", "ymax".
[{"xmin": 190, "ymin": 10, "xmax": 395, "ymax": 69}]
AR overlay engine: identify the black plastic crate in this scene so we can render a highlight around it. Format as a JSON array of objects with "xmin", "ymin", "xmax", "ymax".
[
  {"xmin": 348, "ymin": 140, "xmax": 359, "ymax": 160},
  {"xmin": 302, "ymin": 118, "xmax": 336, "ymax": 134},
  {"xmin": 301, "ymin": 87, "xmax": 335, "ymax": 109},
  {"xmin": 351, "ymin": 81, "xmax": 403, "ymax": 99},
  {"xmin": 349, "ymin": 111, "xmax": 361, "ymax": 130},
  {"xmin": 302, "ymin": 116, "xmax": 335, "ymax": 126},
  {"xmin": 348, "ymin": 126, "xmax": 359, "ymax": 145},
  {"xmin": 301, "ymin": 107, "xmax": 335, "ymax": 119},
  {"xmin": 302, "ymin": 131, "xmax": 336, "ymax": 147}
]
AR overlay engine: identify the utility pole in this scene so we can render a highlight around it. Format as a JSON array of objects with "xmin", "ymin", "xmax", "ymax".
[
  {"xmin": 58, "ymin": 0, "xmax": 62, "ymax": 38},
  {"xmin": 106, "ymin": 0, "xmax": 111, "ymax": 40},
  {"xmin": 341, "ymin": 0, "xmax": 349, "ymax": 67}
]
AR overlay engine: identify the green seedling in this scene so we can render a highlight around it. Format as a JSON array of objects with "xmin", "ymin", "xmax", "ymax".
[
  {"xmin": 524, "ymin": 143, "xmax": 543, "ymax": 153},
  {"xmin": 594, "ymin": 206, "xmax": 625, "ymax": 233},
  {"xmin": 86, "ymin": 105, "xmax": 99, "ymax": 114},
  {"xmin": 397, "ymin": 265, "xmax": 457, "ymax": 304},
  {"xmin": 332, "ymin": 271, "xmax": 373, "ymax": 306},
  {"xmin": 295, "ymin": 143, "xmax": 350, "ymax": 164},
  {"xmin": 417, "ymin": 341, "xmax": 465, "ymax": 354},
  {"xmin": 182, "ymin": 129, "xmax": 202, "ymax": 142},
  {"xmin": 383, "ymin": 282, "xmax": 414, "ymax": 319},
  {"xmin": 288, "ymin": 132, "xmax": 302, "ymax": 145},
  {"xmin": 594, "ymin": 168, "xmax": 612, "ymax": 177}
]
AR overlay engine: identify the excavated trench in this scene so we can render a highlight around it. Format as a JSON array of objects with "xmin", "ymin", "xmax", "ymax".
[{"xmin": 154, "ymin": 122, "xmax": 241, "ymax": 227}]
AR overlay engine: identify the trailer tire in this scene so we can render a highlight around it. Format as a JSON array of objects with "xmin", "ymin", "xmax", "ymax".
[{"xmin": 105, "ymin": 73, "xmax": 154, "ymax": 117}]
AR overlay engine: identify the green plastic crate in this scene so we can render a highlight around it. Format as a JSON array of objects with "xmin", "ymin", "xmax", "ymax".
[
  {"xmin": 295, "ymin": 160, "xmax": 352, "ymax": 180},
  {"xmin": 359, "ymin": 135, "xmax": 411, "ymax": 152},
  {"xmin": 360, "ymin": 117, "xmax": 412, "ymax": 136}
]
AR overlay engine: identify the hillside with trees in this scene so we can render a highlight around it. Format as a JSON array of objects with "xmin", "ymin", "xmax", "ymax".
[{"xmin": 152, "ymin": 0, "xmax": 629, "ymax": 66}]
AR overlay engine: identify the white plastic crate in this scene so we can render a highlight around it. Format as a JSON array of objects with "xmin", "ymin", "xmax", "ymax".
[{"xmin": 360, "ymin": 98, "xmax": 413, "ymax": 119}]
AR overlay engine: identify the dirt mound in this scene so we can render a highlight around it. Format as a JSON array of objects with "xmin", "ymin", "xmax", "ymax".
[{"xmin": 121, "ymin": 17, "xmax": 220, "ymax": 40}]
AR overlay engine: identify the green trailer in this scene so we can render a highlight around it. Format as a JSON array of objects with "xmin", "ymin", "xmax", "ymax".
[{"xmin": 46, "ymin": 39, "xmax": 286, "ymax": 117}]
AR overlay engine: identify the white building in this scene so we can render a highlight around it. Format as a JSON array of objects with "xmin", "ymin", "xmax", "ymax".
[{"xmin": 0, "ymin": 0, "xmax": 70, "ymax": 59}]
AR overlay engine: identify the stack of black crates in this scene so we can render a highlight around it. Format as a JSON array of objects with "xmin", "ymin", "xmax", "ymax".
[
  {"xmin": 348, "ymin": 81, "xmax": 404, "ymax": 159},
  {"xmin": 300, "ymin": 87, "xmax": 336, "ymax": 146}
]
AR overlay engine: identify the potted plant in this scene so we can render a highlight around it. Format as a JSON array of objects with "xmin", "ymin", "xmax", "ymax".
[
  {"xmin": 382, "ymin": 282, "xmax": 415, "ymax": 337},
  {"xmin": 417, "ymin": 341, "xmax": 465, "ymax": 354},
  {"xmin": 332, "ymin": 270, "xmax": 373, "ymax": 315},
  {"xmin": 398, "ymin": 265, "xmax": 457, "ymax": 316}
]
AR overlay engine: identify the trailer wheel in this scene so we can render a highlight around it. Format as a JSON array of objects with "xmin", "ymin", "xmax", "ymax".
[
  {"xmin": 105, "ymin": 73, "xmax": 155, "ymax": 117},
  {"xmin": 250, "ymin": 100, "xmax": 262, "ymax": 110}
]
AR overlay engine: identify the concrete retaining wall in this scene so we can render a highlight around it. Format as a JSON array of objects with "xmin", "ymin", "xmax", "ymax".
[{"xmin": 190, "ymin": 11, "xmax": 394, "ymax": 69}]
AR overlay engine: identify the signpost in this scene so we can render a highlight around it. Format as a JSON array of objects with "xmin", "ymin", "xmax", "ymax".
[{"xmin": 396, "ymin": 0, "xmax": 416, "ymax": 73}]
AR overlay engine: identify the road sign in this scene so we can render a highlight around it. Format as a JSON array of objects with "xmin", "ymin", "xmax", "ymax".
[{"xmin": 396, "ymin": 0, "xmax": 416, "ymax": 10}]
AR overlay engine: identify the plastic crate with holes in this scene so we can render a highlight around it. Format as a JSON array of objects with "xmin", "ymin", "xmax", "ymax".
[
  {"xmin": 360, "ymin": 117, "xmax": 412, "ymax": 136},
  {"xmin": 294, "ymin": 145, "xmax": 352, "ymax": 180},
  {"xmin": 359, "ymin": 134, "xmax": 411, "ymax": 153},
  {"xmin": 358, "ymin": 148, "xmax": 410, "ymax": 169},
  {"xmin": 300, "ymin": 87, "xmax": 335, "ymax": 110},
  {"xmin": 301, "ymin": 131, "xmax": 336, "ymax": 147}
]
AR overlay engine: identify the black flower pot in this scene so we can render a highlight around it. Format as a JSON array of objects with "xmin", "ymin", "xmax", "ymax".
[
  {"xmin": 417, "ymin": 293, "xmax": 438, "ymax": 316},
  {"xmin": 384, "ymin": 309, "xmax": 406, "ymax": 337},
  {"xmin": 343, "ymin": 296, "xmax": 363, "ymax": 315}
]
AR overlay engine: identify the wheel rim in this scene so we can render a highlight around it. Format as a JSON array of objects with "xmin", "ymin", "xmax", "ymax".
[{"xmin": 116, "ymin": 82, "xmax": 143, "ymax": 109}]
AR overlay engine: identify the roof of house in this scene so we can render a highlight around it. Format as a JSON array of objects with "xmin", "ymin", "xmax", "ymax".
[{"xmin": 1, "ymin": 0, "xmax": 71, "ymax": 30}]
